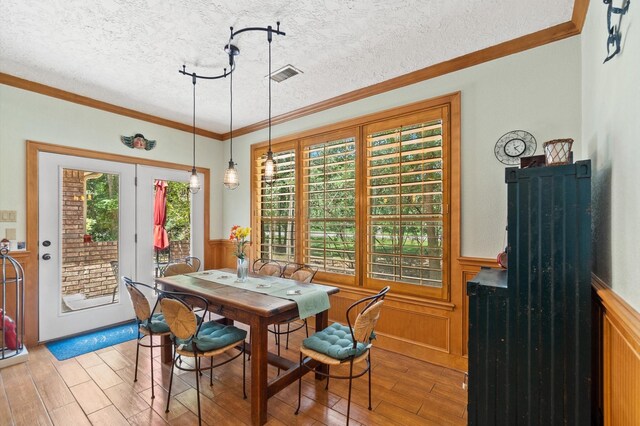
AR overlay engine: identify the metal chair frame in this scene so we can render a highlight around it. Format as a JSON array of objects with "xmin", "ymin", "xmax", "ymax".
[
  {"xmin": 160, "ymin": 290, "xmax": 246, "ymax": 425},
  {"xmin": 294, "ymin": 286, "xmax": 390, "ymax": 425},
  {"xmin": 181, "ymin": 256, "xmax": 201, "ymax": 271},
  {"xmin": 123, "ymin": 277, "xmax": 172, "ymax": 399}
]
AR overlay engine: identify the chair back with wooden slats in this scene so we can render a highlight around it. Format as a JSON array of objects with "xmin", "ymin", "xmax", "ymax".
[
  {"xmin": 184, "ymin": 256, "xmax": 201, "ymax": 271},
  {"xmin": 163, "ymin": 262, "xmax": 198, "ymax": 277},
  {"xmin": 290, "ymin": 265, "xmax": 317, "ymax": 283},
  {"xmin": 160, "ymin": 299, "xmax": 198, "ymax": 340},
  {"xmin": 281, "ymin": 262, "xmax": 301, "ymax": 279},
  {"xmin": 253, "ymin": 259, "xmax": 283, "ymax": 277},
  {"xmin": 123, "ymin": 277, "xmax": 160, "ymax": 322},
  {"xmin": 346, "ymin": 286, "xmax": 390, "ymax": 347},
  {"xmin": 159, "ymin": 291, "xmax": 208, "ymax": 341},
  {"xmin": 353, "ymin": 300, "xmax": 384, "ymax": 343}
]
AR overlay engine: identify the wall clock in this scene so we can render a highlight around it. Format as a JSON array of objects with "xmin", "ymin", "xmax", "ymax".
[{"xmin": 494, "ymin": 130, "xmax": 536, "ymax": 165}]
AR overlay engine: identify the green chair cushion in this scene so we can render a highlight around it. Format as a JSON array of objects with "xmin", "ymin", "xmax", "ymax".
[
  {"xmin": 302, "ymin": 322, "xmax": 368, "ymax": 360},
  {"xmin": 141, "ymin": 313, "xmax": 170, "ymax": 333},
  {"xmin": 142, "ymin": 313, "xmax": 203, "ymax": 334},
  {"xmin": 177, "ymin": 321, "xmax": 247, "ymax": 353}
]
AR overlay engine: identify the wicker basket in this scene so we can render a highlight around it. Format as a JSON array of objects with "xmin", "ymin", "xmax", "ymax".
[{"xmin": 543, "ymin": 138, "xmax": 574, "ymax": 166}]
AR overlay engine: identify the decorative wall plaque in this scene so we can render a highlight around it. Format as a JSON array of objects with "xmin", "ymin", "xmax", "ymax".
[{"xmin": 120, "ymin": 133, "xmax": 156, "ymax": 150}]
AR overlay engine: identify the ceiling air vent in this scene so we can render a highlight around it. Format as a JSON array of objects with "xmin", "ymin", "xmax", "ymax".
[{"xmin": 269, "ymin": 64, "xmax": 302, "ymax": 83}]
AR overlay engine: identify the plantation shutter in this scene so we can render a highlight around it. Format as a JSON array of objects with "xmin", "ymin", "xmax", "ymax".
[
  {"xmin": 302, "ymin": 133, "xmax": 357, "ymax": 276},
  {"xmin": 255, "ymin": 148, "xmax": 296, "ymax": 262},
  {"xmin": 365, "ymin": 113, "xmax": 445, "ymax": 287}
]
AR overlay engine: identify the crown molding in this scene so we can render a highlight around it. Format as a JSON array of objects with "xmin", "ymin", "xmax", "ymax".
[
  {"xmin": 223, "ymin": 17, "xmax": 586, "ymax": 140},
  {"xmin": 0, "ymin": 72, "xmax": 223, "ymax": 141},
  {"xmin": 1, "ymin": 0, "xmax": 589, "ymax": 143}
]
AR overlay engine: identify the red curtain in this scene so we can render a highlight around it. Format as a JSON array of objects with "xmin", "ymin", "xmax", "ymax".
[{"xmin": 153, "ymin": 180, "xmax": 169, "ymax": 250}]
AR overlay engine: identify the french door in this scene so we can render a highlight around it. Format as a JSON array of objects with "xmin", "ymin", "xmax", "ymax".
[
  {"xmin": 38, "ymin": 154, "xmax": 205, "ymax": 341},
  {"xmin": 39, "ymin": 153, "xmax": 136, "ymax": 341},
  {"xmin": 135, "ymin": 165, "xmax": 204, "ymax": 286}
]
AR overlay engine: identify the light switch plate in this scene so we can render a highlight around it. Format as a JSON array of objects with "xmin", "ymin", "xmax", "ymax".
[
  {"xmin": 0, "ymin": 210, "xmax": 17, "ymax": 222},
  {"xmin": 5, "ymin": 228, "xmax": 16, "ymax": 240}
]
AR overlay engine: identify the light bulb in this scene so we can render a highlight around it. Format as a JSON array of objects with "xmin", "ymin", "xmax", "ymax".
[
  {"xmin": 263, "ymin": 151, "xmax": 276, "ymax": 184},
  {"xmin": 189, "ymin": 169, "xmax": 200, "ymax": 194},
  {"xmin": 223, "ymin": 161, "xmax": 239, "ymax": 190}
]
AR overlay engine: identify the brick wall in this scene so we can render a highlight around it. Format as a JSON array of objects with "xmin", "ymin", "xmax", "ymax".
[
  {"xmin": 170, "ymin": 240, "xmax": 191, "ymax": 260},
  {"xmin": 59, "ymin": 171, "xmax": 192, "ymax": 299},
  {"xmin": 61, "ymin": 170, "xmax": 118, "ymax": 299}
]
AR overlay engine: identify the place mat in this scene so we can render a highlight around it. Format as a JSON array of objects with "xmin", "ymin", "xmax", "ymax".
[{"xmin": 187, "ymin": 270, "xmax": 330, "ymax": 319}]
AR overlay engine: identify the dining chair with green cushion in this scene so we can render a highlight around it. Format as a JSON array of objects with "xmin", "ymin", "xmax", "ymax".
[
  {"xmin": 252, "ymin": 258, "xmax": 283, "ymax": 277},
  {"xmin": 123, "ymin": 277, "xmax": 171, "ymax": 399},
  {"xmin": 294, "ymin": 286, "xmax": 390, "ymax": 425},
  {"xmin": 160, "ymin": 290, "xmax": 246, "ymax": 426}
]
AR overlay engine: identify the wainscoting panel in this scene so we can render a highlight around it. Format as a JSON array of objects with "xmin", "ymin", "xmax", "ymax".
[
  {"xmin": 593, "ymin": 276, "xmax": 640, "ymax": 426},
  {"xmin": 206, "ymin": 239, "xmax": 236, "ymax": 270},
  {"xmin": 207, "ymin": 241, "xmax": 497, "ymax": 371},
  {"xmin": 208, "ymin": 238, "xmax": 640, "ymax": 422}
]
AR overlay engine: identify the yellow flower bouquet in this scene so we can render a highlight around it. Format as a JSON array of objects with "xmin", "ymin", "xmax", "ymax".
[{"xmin": 229, "ymin": 225, "xmax": 251, "ymax": 259}]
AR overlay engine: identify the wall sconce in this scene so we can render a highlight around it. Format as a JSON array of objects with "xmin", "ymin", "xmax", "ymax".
[{"xmin": 604, "ymin": 0, "xmax": 631, "ymax": 63}]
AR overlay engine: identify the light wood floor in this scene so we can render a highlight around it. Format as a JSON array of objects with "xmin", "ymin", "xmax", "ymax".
[{"xmin": 0, "ymin": 325, "xmax": 467, "ymax": 425}]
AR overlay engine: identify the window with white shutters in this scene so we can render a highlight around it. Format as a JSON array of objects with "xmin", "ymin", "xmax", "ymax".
[
  {"xmin": 302, "ymin": 133, "xmax": 357, "ymax": 276},
  {"xmin": 251, "ymin": 99, "xmax": 455, "ymax": 300},
  {"xmin": 255, "ymin": 148, "xmax": 296, "ymax": 263},
  {"xmin": 365, "ymin": 117, "xmax": 444, "ymax": 287}
]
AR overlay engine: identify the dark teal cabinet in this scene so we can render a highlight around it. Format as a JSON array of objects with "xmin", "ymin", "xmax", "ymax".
[
  {"xmin": 468, "ymin": 160, "xmax": 592, "ymax": 425},
  {"xmin": 467, "ymin": 268, "xmax": 515, "ymax": 425}
]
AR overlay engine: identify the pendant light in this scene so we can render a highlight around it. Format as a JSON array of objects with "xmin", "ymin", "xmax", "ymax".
[
  {"xmin": 189, "ymin": 74, "xmax": 201, "ymax": 194},
  {"xmin": 263, "ymin": 28, "xmax": 276, "ymax": 184},
  {"xmin": 178, "ymin": 23, "xmax": 285, "ymax": 187},
  {"xmin": 223, "ymin": 53, "xmax": 239, "ymax": 190}
]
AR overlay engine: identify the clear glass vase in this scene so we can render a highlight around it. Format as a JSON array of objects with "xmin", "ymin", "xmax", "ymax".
[{"xmin": 236, "ymin": 257, "xmax": 248, "ymax": 282}]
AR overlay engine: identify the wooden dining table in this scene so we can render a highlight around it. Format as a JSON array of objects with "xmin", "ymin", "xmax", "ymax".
[{"xmin": 155, "ymin": 269, "xmax": 339, "ymax": 425}]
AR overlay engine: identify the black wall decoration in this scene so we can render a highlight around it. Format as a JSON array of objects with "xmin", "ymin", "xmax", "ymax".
[{"xmin": 604, "ymin": 0, "xmax": 630, "ymax": 63}]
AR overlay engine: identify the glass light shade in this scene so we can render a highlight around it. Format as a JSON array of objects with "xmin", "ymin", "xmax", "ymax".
[
  {"xmin": 189, "ymin": 169, "xmax": 200, "ymax": 194},
  {"xmin": 223, "ymin": 161, "xmax": 239, "ymax": 190},
  {"xmin": 263, "ymin": 151, "xmax": 276, "ymax": 184}
]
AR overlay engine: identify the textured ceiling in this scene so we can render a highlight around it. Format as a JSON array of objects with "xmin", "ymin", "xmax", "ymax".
[{"xmin": 0, "ymin": 0, "xmax": 574, "ymax": 134}]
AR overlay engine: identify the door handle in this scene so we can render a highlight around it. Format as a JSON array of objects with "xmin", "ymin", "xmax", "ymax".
[{"xmin": 42, "ymin": 253, "xmax": 51, "ymax": 260}]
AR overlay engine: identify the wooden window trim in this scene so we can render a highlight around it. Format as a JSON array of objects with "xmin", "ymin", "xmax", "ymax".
[
  {"xmin": 301, "ymin": 129, "xmax": 358, "ymax": 285},
  {"xmin": 251, "ymin": 92, "xmax": 461, "ymax": 302},
  {"xmin": 363, "ymin": 106, "xmax": 449, "ymax": 300}
]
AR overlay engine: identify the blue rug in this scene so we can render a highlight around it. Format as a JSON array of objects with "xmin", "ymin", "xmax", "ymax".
[{"xmin": 46, "ymin": 321, "xmax": 138, "ymax": 361}]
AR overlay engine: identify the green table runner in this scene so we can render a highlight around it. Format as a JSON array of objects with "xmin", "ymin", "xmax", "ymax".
[{"xmin": 187, "ymin": 270, "xmax": 330, "ymax": 319}]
